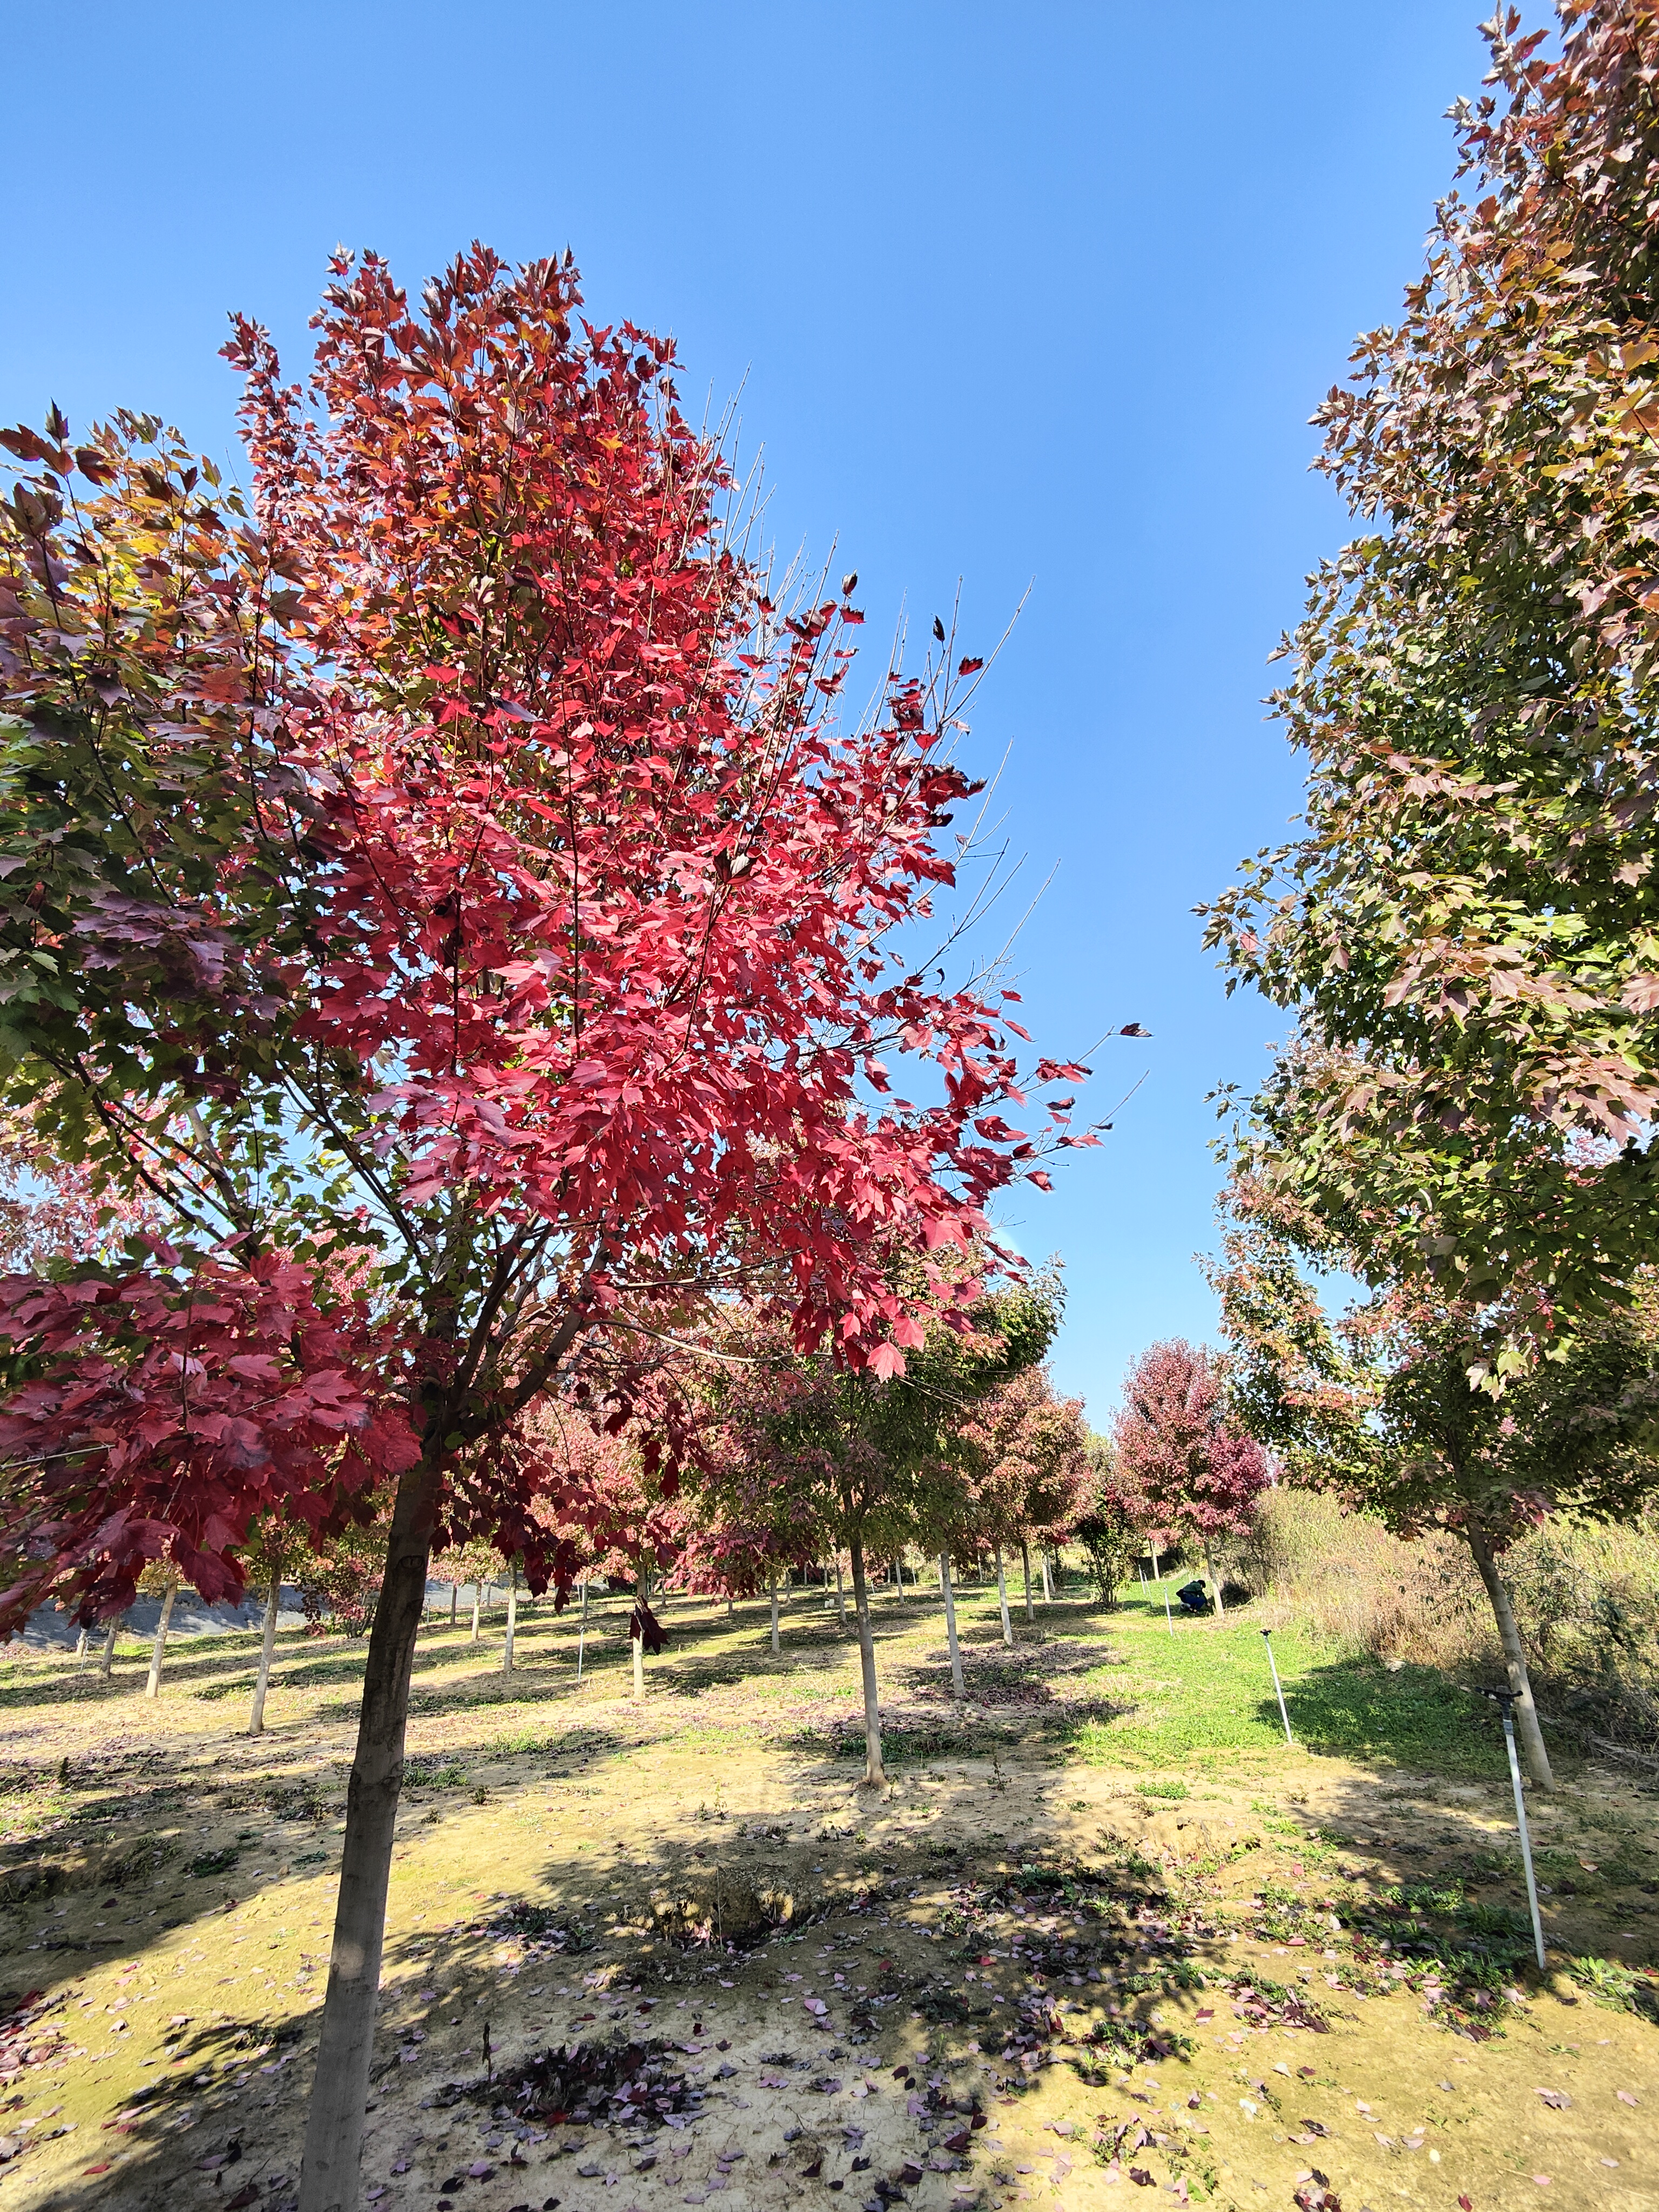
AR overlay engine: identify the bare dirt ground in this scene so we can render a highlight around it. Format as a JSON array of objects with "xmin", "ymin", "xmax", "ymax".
[{"xmin": 0, "ymin": 1579, "xmax": 1654, "ymax": 2212}]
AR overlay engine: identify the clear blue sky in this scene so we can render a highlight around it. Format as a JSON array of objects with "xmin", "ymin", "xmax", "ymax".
[{"xmin": 2, "ymin": 1, "xmax": 1491, "ymax": 1424}]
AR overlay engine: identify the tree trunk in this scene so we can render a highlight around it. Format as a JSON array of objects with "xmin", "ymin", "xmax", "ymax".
[
  {"xmin": 1203, "ymin": 1549, "xmax": 1226, "ymax": 1617},
  {"xmin": 632, "ymin": 1570, "xmax": 645, "ymax": 1702},
  {"xmin": 144, "ymin": 1583, "xmax": 177, "ymax": 1699},
  {"xmin": 449, "ymin": 1581, "xmax": 458, "ymax": 1627},
  {"xmin": 1041, "ymin": 1551, "xmax": 1053, "ymax": 1603},
  {"xmin": 834, "ymin": 1555, "xmax": 847, "ymax": 1630},
  {"xmin": 848, "ymin": 1534, "xmax": 885, "ymax": 1786},
  {"xmin": 250, "ymin": 1569, "xmax": 283, "ymax": 1735},
  {"xmin": 768, "ymin": 1573, "xmax": 780, "ymax": 1658},
  {"xmin": 297, "ymin": 1452, "xmax": 441, "ymax": 2212},
  {"xmin": 1020, "ymin": 1541, "xmax": 1035, "ymax": 1622},
  {"xmin": 994, "ymin": 1546, "xmax": 1014, "ymax": 1647},
  {"xmin": 470, "ymin": 1583, "xmax": 481, "ymax": 1643},
  {"xmin": 73, "ymin": 1627, "xmax": 87, "ymax": 1661},
  {"xmin": 939, "ymin": 1552, "xmax": 965, "ymax": 1702},
  {"xmin": 99, "ymin": 1615, "xmax": 118, "ymax": 1678},
  {"xmin": 1466, "ymin": 1521, "xmax": 1555, "ymax": 1791},
  {"xmin": 576, "ymin": 1579, "xmax": 588, "ymax": 1680},
  {"xmin": 502, "ymin": 1563, "xmax": 518, "ymax": 1674}
]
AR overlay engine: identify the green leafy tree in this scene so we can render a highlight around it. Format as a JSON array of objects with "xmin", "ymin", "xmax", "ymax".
[
  {"xmin": 1071, "ymin": 1433, "xmax": 1143, "ymax": 1608},
  {"xmin": 710, "ymin": 1265, "xmax": 1060, "ymax": 1780},
  {"xmin": 1211, "ymin": 1175, "xmax": 1659, "ymax": 1787},
  {"xmin": 1202, "ymin": 6, "xmax": 1659, "ymax": 1327}
]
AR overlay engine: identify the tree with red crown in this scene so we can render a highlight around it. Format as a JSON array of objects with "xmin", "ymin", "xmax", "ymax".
[
  {"xmin": 1112, "ymin": 1339, "xmax": 1270, "ymax": 1614},
  {"xmin": 0, "ymin": 244, "xmax": 1086, "ymax": 2207}
]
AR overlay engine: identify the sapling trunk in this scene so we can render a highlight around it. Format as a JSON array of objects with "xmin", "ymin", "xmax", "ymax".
[
  {"xmin": 502, "ymin": 1563, "xmax": 518, "ymax": 1675},
  {"xmin": 994, "ymin": 1546, "xmax": 1014, "ymax": 1647},
  {"xmin": 768, "ymin": 1573, "xmax": 780, "ymax": 1658},
  {"xmin": 1466, "ymin": 1521, "xmax": 1555, "ymax": 1791},
  {"xmin": 834, "ymin": 1555, "xmax": 846, "ymax": 1630},
  {"xmin": 1203, "ymin": 1550, "xmax": 1226, "ymax": 1618},
  {"xmin": 576, "ymin": 1579, "xmax": 588, "ymax": 1680},
  {"xmin": 470, "ymin": 1583, "xmax": 481, "ymax": 1643},
  {"xmin": 99, "ymin": 1616, "xmax": 118, "ymax": 1678},
  {"xmin": 250, "ymin": 1568, "xmax": 283, "ymax": 1735},
  {"xmin": 298, "ymin": 1451, "xmax": 441, "ymax": 2212},
  {"xmin": 848, "ymin": 1534, "xmax": 884, "ymax": 1786},
  {"xmin": 144, "ymin": 1583, "xmax": 177, "ymax": 1699},
  {"xmin": 1041, "ymin": 1552, "xmax": 1053, "ymax": 1603},
  {"xmin": 632, "ymin": 1571, "xmax": 645, "ymax": 1702},
  {"xmin": 449, "ymin": 1581, "xmax": 457, "ymax": 1628},
  {"xmin": 1020, "ymin": 1541, "xmax": 1034, "ymax": 1622},
  {"xmin": 939, "ymin": 1552, "xmax": 964, "ymax": 1702}
]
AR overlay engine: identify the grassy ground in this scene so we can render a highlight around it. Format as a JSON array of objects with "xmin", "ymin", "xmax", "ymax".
[{"xmin": 0, "ymin": 1574, "xmax": 1654, "ymax": 2212}]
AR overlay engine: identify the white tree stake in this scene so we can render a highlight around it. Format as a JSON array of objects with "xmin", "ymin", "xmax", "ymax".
[
  {"xmin": 1494, "ymin": 1690, "xmax": 1548, "ymax": 1971},
  {"xmin": 1261, "ymin": 1628, "xmax": 1293, "ymax": 1744}
]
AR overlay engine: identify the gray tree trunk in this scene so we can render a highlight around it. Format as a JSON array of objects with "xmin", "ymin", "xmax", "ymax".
[
  {"xmin": 502, "ymin": 1563, "xmax": 518, "ymax": 1674},
  {"xmin": 994, "ymin": 1546, "xmax": 1014, "ymax": 1647},
  {"xmin": 297, "ymin": 1453, "xmax": 441, "ymax": 2212},
  {"xmin": 1203, "ymin": 1549, "xmax": 1226, "ymax": 1617},
  {"xmin": 250, "ymin": 1570, "xmax": 283, "ymax": 1735},
  {"xmin": 99, "ymin": 1616, "xmax": 118, "ymax": 1678},
  {"xmin": 939, "ymin": 1552, "xmax": 964, "ymax": 1701},
  {"xmin": 144, "ymin": 1584, "xmax": 177, "ymax": 1699},
  {"xmin": 768, "ymin": 1572, "xmax": 780, "ymax": 1657},
  {"xmin": 631, "ymin": 1569, "xmax": 645, "ymax": 1701},
  {"xmin": 848, "ymin": 1534, "xmax": 884, "ymax": 1786},
  {"xmin": 1466, "ymin": 1521, "xmax": 1554, "ymax": 1791},
  {"xmin": 470, "ymin": 1583, "xmax": 481, "ymax": 1643},
  {"xmin": 449, "ymin": 1581, "xmax": 458, "ymax": 1627},
  {"xmin": 834, "ymin": 1554, "xmax": 847, "ymax": 1630},
  {"xmin": 1020, "ymin": 1541, "xmax": 1035, "ymax": 1622},
  {"xmin": 1041, "ymin": 1551, "xmax": 1053, "ymax": 1603}
]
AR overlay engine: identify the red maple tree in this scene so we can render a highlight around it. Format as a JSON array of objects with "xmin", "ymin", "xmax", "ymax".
[
  {"xmin": 1112, "ymin": 1338, "xmax": 1270, "ymax": 1611},
  {"xmin": 0, "ymin": 245, "xmax": 1085, "ymax": 2204}
]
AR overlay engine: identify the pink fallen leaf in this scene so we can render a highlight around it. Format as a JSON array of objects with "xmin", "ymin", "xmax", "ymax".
[{"xmin": 1617, "ymin": 2089, "xmax": 1638, "ymax": 2106}]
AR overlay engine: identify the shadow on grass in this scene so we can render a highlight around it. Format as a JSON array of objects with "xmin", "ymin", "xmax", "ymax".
[{"xmin": 29, "ymin": 2007, "xmax": 312, "ymax": 2212}]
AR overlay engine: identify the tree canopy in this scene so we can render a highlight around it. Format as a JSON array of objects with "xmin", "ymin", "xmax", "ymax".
[{"xmin": 1202, "ymin": 4, "xmax": 1659, "ymax": 1324}]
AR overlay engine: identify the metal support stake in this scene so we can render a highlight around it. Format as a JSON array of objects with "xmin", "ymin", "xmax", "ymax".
[
  {"xmin": 1261, "ymin": 1628, "xmax": 1293, "ymax": 1745},
  {"xmin": 1492, "ymin": 1689, "xmax": 1547, "ymax": 1971}
]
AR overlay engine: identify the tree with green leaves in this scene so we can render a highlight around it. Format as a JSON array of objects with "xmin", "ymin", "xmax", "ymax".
[
  {"xmin": 1203, "ymin": 4, "xmax": 1659, "ymax": 1332},
  {"xmin": 1071, "ymin": 1433, "xmax": 1143, "ymax": 1608},
  {"xmin": 710, "ymin": 1264, "xmax": 1060, "ymax": 1781},
  {"xmin": 1211, "ymin": 1175, "xmax": 1659, "ymax": 1788}
]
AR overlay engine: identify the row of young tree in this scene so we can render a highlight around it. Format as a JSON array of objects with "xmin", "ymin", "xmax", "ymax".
[{"xmin": 1200, "ymin": 3, "xmax": 1659, "ymax": 1793}]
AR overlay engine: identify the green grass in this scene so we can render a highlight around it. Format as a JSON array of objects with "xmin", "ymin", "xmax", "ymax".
[{"xmin": 1062, "ymin": 1601, "xmax": 1505, "ymax": 1773}]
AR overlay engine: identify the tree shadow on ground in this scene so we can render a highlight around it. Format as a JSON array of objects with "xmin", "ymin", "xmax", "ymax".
[{"xmin": 26, "ymin": 2005, "xmax": 312, "ymax": 2212}]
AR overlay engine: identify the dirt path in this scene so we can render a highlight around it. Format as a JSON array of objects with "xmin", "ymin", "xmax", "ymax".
[{"xmin": 0, "ymin": 1583, "xmax": 1653, "ymax": 2212}]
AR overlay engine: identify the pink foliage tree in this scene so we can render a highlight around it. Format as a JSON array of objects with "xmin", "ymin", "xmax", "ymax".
[{"xmin": 1112, "ymin": 1339, "xmax": 1271, "ymax": 1614}]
